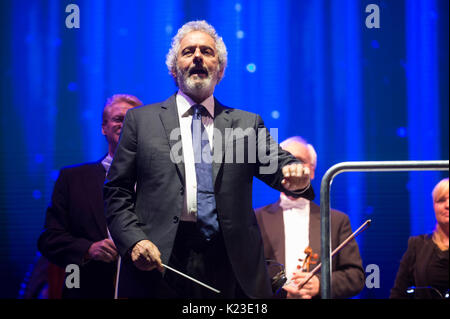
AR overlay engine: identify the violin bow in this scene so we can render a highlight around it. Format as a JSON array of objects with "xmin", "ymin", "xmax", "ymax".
[{"xmin": 285, "ymin": 219, "xmax": 372, "ymax": 290}]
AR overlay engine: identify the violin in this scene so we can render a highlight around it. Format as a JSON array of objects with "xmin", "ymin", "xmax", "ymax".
[
  {"xmin": 270, "ymin": 246, "xmax": 318, "ymax": 294},
  {"xmin": 298, "ymin": 246, "xmax": 319, "ymax": 273},
  {"xmin": 297, "ymin": 219, "xmax": 372, "ymax": 289},
  {"xmin": 271, "ymin": 219, "xmax": 372, "ymax": 294}
]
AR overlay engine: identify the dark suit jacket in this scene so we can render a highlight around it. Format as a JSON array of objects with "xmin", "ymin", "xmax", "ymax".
[
  {"xmin": 390, "ymin": 234, "xmax": 449, "ymax": 299},
  {"xmin": 255, "ymin": 200, "xmax": 364, "ymax": 298},
  {"xmin": 104, "ymin": 94, "xmax": 314, "ymax": 298},
  {"xmin": 38, "ymin": 160, "xmax": 116, "ymax": 298}
]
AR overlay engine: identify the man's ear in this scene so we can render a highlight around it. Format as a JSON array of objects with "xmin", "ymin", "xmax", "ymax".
[
  {"xmin": 170, "ymin": 67, "xmax": 177, "ymax": 81},
  {"xmin": 101, "ymin": 125, "xmax": 106, "ymax": 136}
]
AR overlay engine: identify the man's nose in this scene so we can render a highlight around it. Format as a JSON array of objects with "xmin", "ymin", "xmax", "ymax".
[{"xmin": 193, "ymin": 48, "xmax": 203, "ymax": 62}]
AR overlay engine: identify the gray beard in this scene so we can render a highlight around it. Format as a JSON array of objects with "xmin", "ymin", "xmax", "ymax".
[{"xmin": 177, "ymin": 68, "xmax": 217, "ymax": 102}]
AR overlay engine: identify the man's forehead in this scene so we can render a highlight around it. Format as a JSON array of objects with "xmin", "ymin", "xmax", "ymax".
[{"xmin": 179, "ymin": 31, "xmax": 216, "ymax": 49}]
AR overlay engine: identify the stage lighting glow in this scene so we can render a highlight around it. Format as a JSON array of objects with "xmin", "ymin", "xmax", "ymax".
[
  {"xmin": 246, "ymin": 63, "xmax": 256, "ymax": 73},
  {"xmin": 271, "ymin": 110, "xmax": 280, "ymax": 119}
]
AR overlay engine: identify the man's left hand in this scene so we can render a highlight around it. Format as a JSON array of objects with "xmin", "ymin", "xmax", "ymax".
[{"xmin": 281, "ymin": 163, "xmax": 311, "ymax": 191}]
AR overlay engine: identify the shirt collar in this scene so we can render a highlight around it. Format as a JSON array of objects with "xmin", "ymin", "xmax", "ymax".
[
  {"xmin": 280, "ymin": 192, "xmax": 309, "ymax": 211},
  {"xmin": 177, "ymin": 89, "xmax": 215, "ymax": 118},
  {"xmin": 101, "ymin": 154, "xmax": 113, "ymax": 173}
]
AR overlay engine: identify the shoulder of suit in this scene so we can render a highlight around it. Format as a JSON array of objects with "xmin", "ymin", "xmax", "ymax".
[
  {"xmin": 226, "ymin": 107, "xmax": 259, "ymax": 119},
  {"xmin": 126, "ymin": 101, "xmax": 165, "ymax": 116},
  {"xmin": 310, "ymin": 202, "xmax": 349, "ymax": 220},
  {"xmin": 330, "ymin": 208, "xmax": 349, "ymax": 220},
  {"xmin": 127, "ymin": 94, "xmax": 177, "ymax": 116},
  {"xmin": 214, "ymin": 99, "xmax": 257, "ymax": 118},
  {"xmin": 60, "ymin": 161, "xmax": 103, "ymax": 176},
  {"xmin": 254, "ymin": 201, "xmax": 279, "ymax": 216},
  {"xmin": 408, "ymin": 233, "xmax": 432, "ymax": 245}
]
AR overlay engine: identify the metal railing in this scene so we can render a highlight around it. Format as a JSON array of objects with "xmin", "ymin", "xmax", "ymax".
[{"xmin": 320, "ymin": 160, "xmax": 449, "ymax": 299}]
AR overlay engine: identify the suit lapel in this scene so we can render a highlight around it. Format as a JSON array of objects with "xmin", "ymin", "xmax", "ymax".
[
  {"xmin": 212, "ymin": 98, "xmax": 231, "ymax": 187},
  {"xmin": 85, "ymin": 162, "xmax": 108, "ymax": 237},
  {"xmin": 266, "ymin": 201, "xmax": 286, "ymax": 265},
  {"xmin": 159, "ymin": 94, "xmax": 186, "ymax": 185}
]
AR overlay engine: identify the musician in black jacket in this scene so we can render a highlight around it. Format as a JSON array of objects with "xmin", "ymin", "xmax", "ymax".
[
  {"xmin": 37, "ymin": 94, "xmax": 142, "ymax": 298},
  {"xmin": 390, "ymin": 178, "xmax": 449, "ymax": 299},
  {"xmin": 256, "ymin": 136, "xmax": 365, "ymax": 299}
]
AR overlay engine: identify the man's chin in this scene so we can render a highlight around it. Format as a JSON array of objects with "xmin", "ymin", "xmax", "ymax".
[
  {"xmin": 187, "ymin": 77, "xmax": 210, "ymax": 89},
  {"xmin": 183, "ymin": 81, "xmax": 214, "ymax": 98}
]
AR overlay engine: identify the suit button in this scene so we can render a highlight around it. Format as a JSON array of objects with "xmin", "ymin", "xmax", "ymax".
[
  {"xmin": 173, "ymin": 216, "xmax": 179, "ymax": 223},
  {"xmin": 179, "ymin": 187, "xmax": 184, "ymax": 195}
]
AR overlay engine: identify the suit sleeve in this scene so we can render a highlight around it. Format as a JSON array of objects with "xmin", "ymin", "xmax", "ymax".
[
  {"xmin": 104, "ymin": 109, "xmax": 148, "ymax": 257},
  {"xmin": 330, "ymin": 214, "xmax": 365, "ymax": 298},
  {"xmin": 253, "ymin": 114, "xmax": 314, "ymax": 201},
  {"xmin": 37, "ymin": 169, "xmax": 94, "ymax": 267},
  {"xmin": 390, "ymin": 237, "xmax": 417, "ymax": 299}
]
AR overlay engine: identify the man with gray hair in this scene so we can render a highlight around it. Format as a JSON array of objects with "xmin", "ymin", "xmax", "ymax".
[
  {"xmin": 255, "ymin": 136, "xmax": 365, "ymax": 299},
  {"xmin": 104, "ymin": 21, "xmax": 314, "ymax": 298}
]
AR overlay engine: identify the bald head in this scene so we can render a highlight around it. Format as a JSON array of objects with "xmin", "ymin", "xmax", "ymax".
[{"xmin": 280, "ymin": 136, "xmax": 317, "ymax": 180}]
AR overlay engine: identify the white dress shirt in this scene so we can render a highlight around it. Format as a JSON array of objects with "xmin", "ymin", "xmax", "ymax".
[
  {"xmin": 280, "ymin": 193, "xmax": 310, "ymax": 280},
  {"xmin": 176, "ymin": 90, "xmax": 215, "ymax": 222}
]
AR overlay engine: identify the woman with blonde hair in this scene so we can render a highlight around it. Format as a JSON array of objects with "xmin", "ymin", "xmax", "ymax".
[{"xmin": 390, "ymin": 178, "xmax": 449, "ymax": 299}]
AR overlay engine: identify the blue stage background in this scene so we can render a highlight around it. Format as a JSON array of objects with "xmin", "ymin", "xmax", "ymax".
[{"xmin": 0, "ymin": 0, "xmax": 448, "ymax": 298}]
